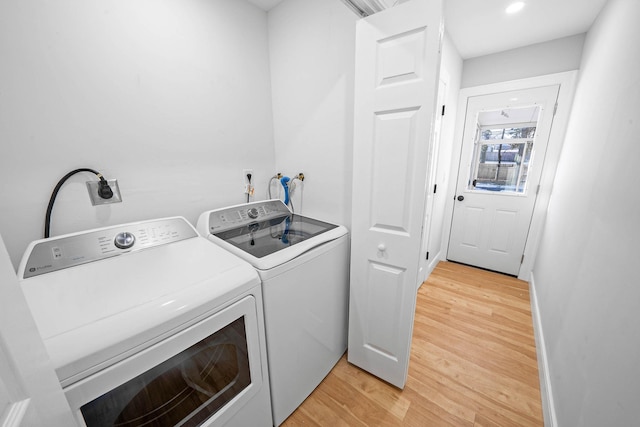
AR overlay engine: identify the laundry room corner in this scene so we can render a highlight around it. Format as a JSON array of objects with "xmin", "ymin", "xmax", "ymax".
[
  {"xmin": 0, "ymin": 0, "xmax": 277, "ymax": 269},
  {"xmin": 267, "ymin": 0, "xmax": 358, "ymax": 229}
]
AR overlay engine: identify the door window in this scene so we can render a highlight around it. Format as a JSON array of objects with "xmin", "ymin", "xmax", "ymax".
[
  {"xmin": 80, "ymin": 317, "xmax": 251, "ymax": 427},
  {"xmin": 468, "ymin": 106, "xmax": 540, "ymax": 194}
]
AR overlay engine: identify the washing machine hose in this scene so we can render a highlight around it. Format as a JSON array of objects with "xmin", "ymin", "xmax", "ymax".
[
  {"xmin": 280, "ymin": 176, "xmax": 291, "ymax": 206},
  {"xmin": 281, "ymin": 216, "xmax": 291, "ymax": 244}
]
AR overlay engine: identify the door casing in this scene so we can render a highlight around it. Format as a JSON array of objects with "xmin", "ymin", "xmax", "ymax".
[{"xmin": 418, "ymin": 72, "xmax": 449, "ymax": 286}]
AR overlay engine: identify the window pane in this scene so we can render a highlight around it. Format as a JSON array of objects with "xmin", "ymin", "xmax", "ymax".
[
  {"xmin": 516, "ymin": 141, "xmax": 534, "ymax": 192},
  {"xmin": 469, "ymin": 106, "xmax": 540, "ymax": 194},
  {"xmin": 481, "ymin": 129, "xmax": 505, "ymax": 140},
  {"xmin": 480, "ymin": 127, "xmax": 536, "ymax": 140}
]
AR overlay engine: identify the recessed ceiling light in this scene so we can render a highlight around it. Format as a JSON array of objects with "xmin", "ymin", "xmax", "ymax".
[{"xmin": 505, "ymin": 2, "xmax": 525, "ymax": 14}]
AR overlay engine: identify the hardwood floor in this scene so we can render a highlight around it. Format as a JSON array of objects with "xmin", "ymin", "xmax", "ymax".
[{"xmin": 281, "ymin": 261, "xmax": 543, "ymax": 426}]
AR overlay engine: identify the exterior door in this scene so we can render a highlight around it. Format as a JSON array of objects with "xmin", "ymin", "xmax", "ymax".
[
  {"xmin": 0, "ymin": 235, "xmax": 75, "ymax": 427},
  {"xmin": 348, "ymin": 0, "xmax": 442, "ymax": 389},
  {"xmin": 447, "ymin": 85, "xmax": 560, "ymax": 276}
]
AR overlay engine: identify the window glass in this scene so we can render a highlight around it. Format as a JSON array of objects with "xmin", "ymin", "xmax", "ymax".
[
  {"xmin": 480, "ymin": 126, "xmax": 536, "ymax": 140},
  {"xmin": 468, "ymin": 106, "xmax": 540, "ymax": 194}
]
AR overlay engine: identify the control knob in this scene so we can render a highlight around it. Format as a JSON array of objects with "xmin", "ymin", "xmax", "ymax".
[
  {"xmin": 114, "ymin": 232, "xmax": 135, "ymax": 249},
  {"xmin": 247, "ymin": 207, "xmax": 259, "ymax": 219}
]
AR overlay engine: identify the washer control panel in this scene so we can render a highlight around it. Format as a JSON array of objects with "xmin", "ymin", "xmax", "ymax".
[
  {"xmin": 207, "ymin": 200, "xmax": 291, "ymax": 233},
  {"xmin": 22, "ymin": 217, "xmax": 197, "ymax": 279}
]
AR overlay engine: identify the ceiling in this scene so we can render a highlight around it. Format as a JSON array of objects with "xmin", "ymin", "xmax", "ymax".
[
  {"xmin": 246, "ymin": 0, "xmax": 608, "ymax": 59},
  {"xmin": 444, "ymin": 0, "xmax": 607, "ymax": 58},
  {"xmin": 246, "ymin": 0, "xmax": 284, "ymax": 11}
]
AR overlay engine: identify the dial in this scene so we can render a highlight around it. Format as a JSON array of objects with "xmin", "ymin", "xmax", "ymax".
[
  {"xmin": 247, "ymin": 207, "xmax": 259, "ymax": 219},
  {"xmin": 114, "ymin": 232, "xmax": 136, "ymax": 249}
]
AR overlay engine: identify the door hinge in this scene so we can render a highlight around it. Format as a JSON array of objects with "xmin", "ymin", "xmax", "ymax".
[
  {"xmin": 433, "ymin": 184, "xmax": 437, "ymax": 194},
  {"xmin": 426, "ymin": 251, "xmax": 430, "ymax": 260},
  {"xmin": 441, "ymin": 105, "xmax": 446, "ymax": 116},
  {"xmin": 521, "ymin": 254, "xmax": 525, "ymax": 264},
  {"xmin": 553, "ymin": 102, "xmax": 558, "ymax": 116},
  {"xmin": 536, "ymin": 184, "xmax": 541, "ymax": 195}
]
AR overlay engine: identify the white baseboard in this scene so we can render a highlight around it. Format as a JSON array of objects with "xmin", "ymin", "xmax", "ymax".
[
  {"xmin": 529, "ymin": 273, "xmax": 558, "ymax": 427},
  {"xmin": 426, "ymin": 249, "xmax": 442, "ymax": 275}
]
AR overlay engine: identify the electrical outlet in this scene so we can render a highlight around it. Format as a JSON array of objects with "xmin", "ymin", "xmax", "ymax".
[
  {"xmin": 243, "ymin": 169, "xmax": 254, "ymax": 185},
  {"xmin": 86, "ymin": 179, "xmax": 122, "ymax": 206}
]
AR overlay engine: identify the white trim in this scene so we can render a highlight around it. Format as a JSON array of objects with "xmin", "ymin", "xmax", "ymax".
[
  {"xmin": 418, "ymin": 248, "xmax": 443, "ymax": 291},
  {"xmin": 1, "ymin": 399, "xmax": 30, "ymax": 427},
  {"xmin": 441, "ymin": 71, "xmax": 579, "ymax": 280},
  {"xmin": 529, "ymin": 273, "xmax": 558, "ymax": 427},
  {"xmin": 426, "ymin": 248, "xmax": 443, "ymax": 275},
  {"xmin": 418, "ymin": 68, "xmax": 450, "ymax": 288}
]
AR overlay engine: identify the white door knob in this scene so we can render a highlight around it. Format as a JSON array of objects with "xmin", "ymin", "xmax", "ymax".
[{"xmin": 377, "ymin": 243, "xmax": 386, "ymax": 251}]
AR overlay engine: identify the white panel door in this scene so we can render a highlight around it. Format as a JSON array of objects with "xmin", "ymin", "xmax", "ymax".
[
  {"xmin": 0, "ymin": 235, "xmax": 75, "ymax": 427},
  {"xmin": 348, "ymin": 0, "xmax": 442, "ymax": 389},
  {"xmin": 447, "ymin": 85, "xmax": 560, "ymax": 276}
]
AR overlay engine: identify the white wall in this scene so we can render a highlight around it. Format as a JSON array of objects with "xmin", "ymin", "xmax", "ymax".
[
  {"xmin": 0, "ymin": 0, "xmax": 276, "ymax": 269},
  {"xmin": 532, "ymin": 0, "xmax": 640, "ymax": 424},
  {"xmin": 267, "ymin": 0, "xmax": 357, "ymax": 227},
  {"xmin": 461, "ymin": 34, "xmax": 585, "ymax": 88}
]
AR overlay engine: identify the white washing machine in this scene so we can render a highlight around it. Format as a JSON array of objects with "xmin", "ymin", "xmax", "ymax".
[
  {"xmin": 18, "ymin": 217, "xmax": 272, "ymax": 427},
  {"xmin": 197, "ymin": 200, "xmax": 349, "ymax": 426}
]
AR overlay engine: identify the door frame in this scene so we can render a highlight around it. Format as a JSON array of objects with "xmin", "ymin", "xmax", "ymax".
[
  {"xmin": 418, "ymin": 69, "xmax": 449, "ymax": 287},
  {"xmin": 442, "ymin": 71, "xmax": 578, "ymax": 281}
]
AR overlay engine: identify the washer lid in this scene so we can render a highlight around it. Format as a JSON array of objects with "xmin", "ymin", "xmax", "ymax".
[
  {"xmin": 213, "ymin": 214, "xmax": 339, "ymax": 258},
  {"xmin": 197, "ymin": 201, "xmax": 348, "ymax": 270}
]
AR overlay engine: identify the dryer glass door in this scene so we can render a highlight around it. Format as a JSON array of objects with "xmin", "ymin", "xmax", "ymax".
[{"xmin": 80, "ymin": 317, "xmax": 251, "ymax": 426}]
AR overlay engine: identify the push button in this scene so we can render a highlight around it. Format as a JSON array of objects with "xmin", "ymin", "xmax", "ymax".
[
  {"xmin": 52, "ymin": 246, "xmax": 63, "ymax": 259},
  {"xmin": 114, "ymin": 232, "xmax": 136, "ymax": 249}
]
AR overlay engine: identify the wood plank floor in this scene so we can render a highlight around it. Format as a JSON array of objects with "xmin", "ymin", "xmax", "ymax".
[{"xmin": 282, "ymin": 261, "xmax": 543, "ymax": 426}]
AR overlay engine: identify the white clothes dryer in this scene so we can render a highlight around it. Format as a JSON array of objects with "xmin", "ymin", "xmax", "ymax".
[
  {"xmin": 18, "ymin": 217, "xmax": 272, "ymax": 427},
  {"xmin": 197, "ymin": 200, "xmax": 349, "ymax": 426}
]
